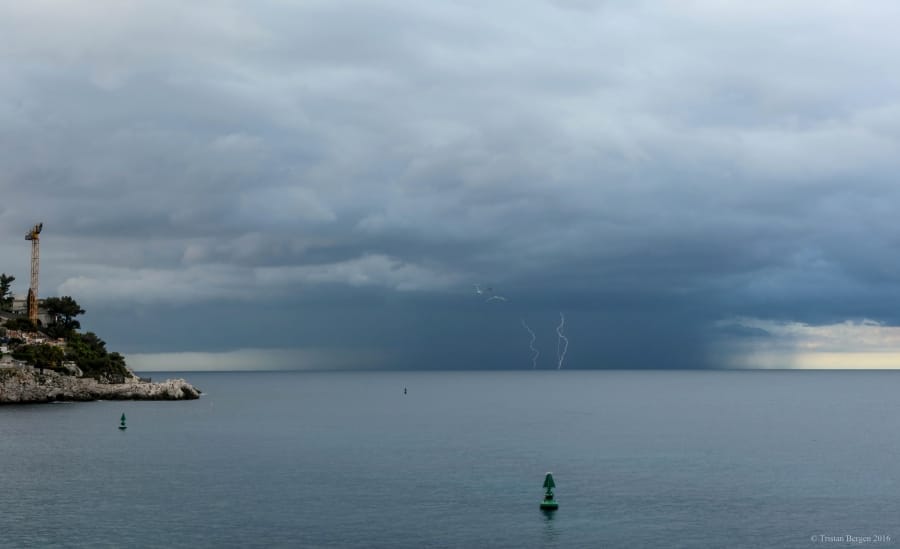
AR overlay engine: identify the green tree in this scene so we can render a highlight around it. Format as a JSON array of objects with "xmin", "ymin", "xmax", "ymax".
[
  {"xmin": 0, "ymin": 274, "xmax": 14, "ymax": 311},
  {"xmin": 43, "ymin": 296, "xmax": 85, "ymax": 339}
]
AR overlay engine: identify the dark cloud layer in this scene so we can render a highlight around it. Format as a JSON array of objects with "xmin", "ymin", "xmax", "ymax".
[{"xmin": 3, "ymin": 1, "xmax": 900, "ymax": 369}]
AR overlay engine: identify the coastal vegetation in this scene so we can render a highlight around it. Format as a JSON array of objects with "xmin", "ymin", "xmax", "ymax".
[
  {"xmin": 0, "ymin": 266, "xmax": 199, "ymax": 402},
  {"xmin": 12, "ymin": 343, "xmax": 64, "ymax": 370},
  {"xmin": 43, "ymin": 296, "xmax": 85, "ymax": 339},
  {"xmin": 5, "ymin": 317, "xmax": 36, "ymax": 332},
  {"xmin": 65, "ymin": 332, "xmax": 130, "ymax": 381},
  {"xmin": 1, "ymin": 293, "xmax": 130, "ymax": 381}
]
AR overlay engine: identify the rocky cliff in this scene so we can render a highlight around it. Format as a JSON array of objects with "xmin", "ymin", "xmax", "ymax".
[{"xmin": 0, "ymin": 368, "xmax": 200, "ymax": 403}]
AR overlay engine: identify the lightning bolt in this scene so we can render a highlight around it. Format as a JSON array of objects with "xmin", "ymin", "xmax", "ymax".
[
  {"xmin": 521, "ymin": 319, "xmax": 539, "ymax": 369},
  {"xmin": 556, "ymin": 312, "xmax": 569, "ymax": 370}
]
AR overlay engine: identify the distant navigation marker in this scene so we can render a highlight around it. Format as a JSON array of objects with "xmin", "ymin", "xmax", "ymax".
[
  {"xmin": 118, "ymin": 413, "xmax": 127, "ymax": 431},
  {"xmin": 540, "ymin": 472, "xmax": 558, "ymax": 510}
]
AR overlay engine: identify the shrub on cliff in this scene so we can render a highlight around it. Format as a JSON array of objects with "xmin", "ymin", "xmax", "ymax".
[
  {"xmin": 12, "ymin": 344, "xmax": 65, "ymax": 371},
  {"xmin": 5, "ymin": 318, "xmax": 37, "ymax": 332},
  {"xmin": 65, "ymin": 332, "xmax": 131, "ymax": 381}
]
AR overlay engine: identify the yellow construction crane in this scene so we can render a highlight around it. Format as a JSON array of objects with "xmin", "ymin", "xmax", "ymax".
[{"xmin": 25, "ymin": 222, "xmax": 42, "ymax": 323}]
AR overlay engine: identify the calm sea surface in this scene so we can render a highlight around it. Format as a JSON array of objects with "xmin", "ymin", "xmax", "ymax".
[{"xmin": 1, "ymin": 370, "xmax": 899, "ymax": 548}]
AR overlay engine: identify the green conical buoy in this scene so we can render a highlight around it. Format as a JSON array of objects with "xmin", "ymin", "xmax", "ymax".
[
  {"xmin": 540, "ymin": 472, "xmax": 558, "ymax": 510},
  {"xmin": 118, "ymin": 413, "xmax": 127, "ymax": 431}
]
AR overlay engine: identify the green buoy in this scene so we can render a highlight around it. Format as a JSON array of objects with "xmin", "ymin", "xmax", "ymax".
[
  {"xmin": 540, "ymin": 472, "xmax": 558, "ymax": 510},
  {"xmin": 118, "ymin": 413, "xmax": 127, "ymax": 431}
]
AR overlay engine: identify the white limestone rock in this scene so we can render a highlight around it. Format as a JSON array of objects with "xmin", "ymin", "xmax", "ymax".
[{"xmin": 0, "ymin": 368, "xmax": 200, "ymax": 404}]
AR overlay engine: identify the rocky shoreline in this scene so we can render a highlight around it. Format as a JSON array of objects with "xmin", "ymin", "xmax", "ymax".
[{"xmin": 0, "ymin": 367, "xmax": 200, "ymax": 404}]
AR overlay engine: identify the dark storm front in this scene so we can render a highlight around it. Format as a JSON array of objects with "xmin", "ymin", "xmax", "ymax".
[{"xmin": 1, "ymin": 370, "xmax": 897, "ymax": 548}]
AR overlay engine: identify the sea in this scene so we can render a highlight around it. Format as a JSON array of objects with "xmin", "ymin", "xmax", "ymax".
[{"xmin": 1, "ymin": 370, "xmax": 898, "ymax": 548}]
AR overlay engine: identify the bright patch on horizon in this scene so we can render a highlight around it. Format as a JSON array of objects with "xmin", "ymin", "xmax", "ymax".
[{"xmin": 715, "ymin": 317, "xmax": 900, "ymax": 369}]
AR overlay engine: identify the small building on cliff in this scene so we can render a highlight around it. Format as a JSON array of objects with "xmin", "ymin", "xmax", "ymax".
[{"xmin": 8, "ymin": 296, "xmax": 52, "ymax": 326}]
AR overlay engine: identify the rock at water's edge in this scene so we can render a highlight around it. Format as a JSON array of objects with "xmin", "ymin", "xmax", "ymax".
[{"xmin": 0, "ymin": 368, "xmax": 201, "ymax": 404}]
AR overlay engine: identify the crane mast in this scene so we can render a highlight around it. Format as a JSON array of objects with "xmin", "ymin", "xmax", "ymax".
[{"xmin": 25, "ymin": 222, "xmax": 42, "ymax": 323}]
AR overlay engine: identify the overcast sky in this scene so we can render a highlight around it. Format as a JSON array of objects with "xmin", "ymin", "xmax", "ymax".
[{"xmin": 4, "ymin": 0, "xmax": 900, "ymax": 370}]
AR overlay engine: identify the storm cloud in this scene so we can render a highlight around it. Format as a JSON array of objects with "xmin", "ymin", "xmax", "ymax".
[{"xmin": 3, "ymin": 1, "xmax": 900, "ymax": 369}]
